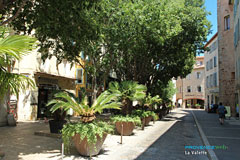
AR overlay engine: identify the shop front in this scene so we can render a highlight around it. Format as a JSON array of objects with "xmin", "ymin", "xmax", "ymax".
[{"xmin": 34, "ymin": 72, "xmax": 76, "ymax": 119}]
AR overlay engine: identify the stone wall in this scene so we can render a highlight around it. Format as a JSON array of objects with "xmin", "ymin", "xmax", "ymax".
[{"xmin": 217, "ymin": 0, "xmax": 236, "ymax": 115}]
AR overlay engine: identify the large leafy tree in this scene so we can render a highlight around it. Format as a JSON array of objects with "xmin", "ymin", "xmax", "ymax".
[
  {"xmin": 101, "ymin": 0, "xmax": 210, "ymax": 91},
  {"xmin": 2, "ymin": 0, "xmax": 210, "ymax": 95}
]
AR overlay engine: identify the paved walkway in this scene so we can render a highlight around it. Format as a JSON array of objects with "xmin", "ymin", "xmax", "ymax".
[
  {"xmin": 192, "ymin": 110, "xmax": 240, "ymax": 160},
  {"xmin": 0, "ymin": 109, "xmax": 209, "ymax": 160}
]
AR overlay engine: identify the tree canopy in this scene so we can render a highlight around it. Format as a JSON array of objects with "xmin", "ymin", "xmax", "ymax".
[{"xmin": 2, "ymin": 0, "xmax": 210, "ymax": 94}]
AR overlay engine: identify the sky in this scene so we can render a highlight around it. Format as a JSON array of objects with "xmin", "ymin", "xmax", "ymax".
[{"xmin": 204, "ymin": 0, "xmax": 217, "ymax": 41}]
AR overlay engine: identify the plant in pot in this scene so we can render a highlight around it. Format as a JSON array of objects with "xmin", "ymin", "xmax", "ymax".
[
  {"xmin": 48, "ymin": 108, "xmax": 67, "ymax": 134},
  {"xmin": 142, "ymin": 94, "xmax": 162, "ymax": 110},
  {"xmin": 46, "ymin": 90, "xmax": 68, "ymax": 134},
  {"xmin": 110, "ymin": 115, "xmax": 141, "ymax": 136},
  {"xmin": 47, "ymin": 90, "xmax": 120, "ymax": 157},
  {"xmin": 107, "ymin": 81, "xmax": 146, "ymax": 135},
  {"xmin": 132, "ymin": 110, "xmax": 158, "ymax": 127},
  {"xmin": 107, "ymin": 81, "xmax": 147, "ymax": 115},
  {"xmin": 138, "ymin": 94, "xmax": 161, "ymax": 125},
  {"xmin": 195, "ymin": 103, "xmax": 201, "ymax": 109}
]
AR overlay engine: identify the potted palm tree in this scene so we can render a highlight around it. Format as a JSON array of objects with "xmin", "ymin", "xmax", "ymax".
[
  {"xmin": 138, "ymin": 94, "xmax": 161, "ymax": 125},
  {"xmin": 107, "ymin": 81, "xmax": 147, "ymax": 115},
  {"xmin": 107, "ymin": 81, "xmax": 146, "ymax": 135},
  {"xmin": 0, "ymin": 27, "xmax": 36, "ymax": 127},
  {"xmin": 47, "ymin": 90, "xmax": 120, "ymax": 157}
]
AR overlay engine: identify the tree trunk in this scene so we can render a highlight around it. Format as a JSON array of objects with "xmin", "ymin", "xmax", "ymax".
[
  {"xmin": 0, "ymin": 95, "xmax": 8, "ymax": 126},
  {"xmin": 121, "ymin": 98, "xmax": 133, "ymax": 115}
]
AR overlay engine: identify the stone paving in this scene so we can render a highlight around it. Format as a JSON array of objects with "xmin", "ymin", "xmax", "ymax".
[{"xmin": 0, "ymin": 109, "xmax": 208, "ymax": 160}]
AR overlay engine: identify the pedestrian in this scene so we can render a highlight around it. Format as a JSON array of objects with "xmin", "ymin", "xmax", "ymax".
[
  {"xmin": 236, "ymin": 104, "xmax": 239, "ymax": 120},
  {"xmin": 217, "ymin": 102, "xmax": 226, "ymax": 125}
]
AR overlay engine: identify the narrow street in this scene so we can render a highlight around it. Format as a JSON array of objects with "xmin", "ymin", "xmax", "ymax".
[
  {"xmin": 193, "ymin": 110, "xmax": 240, "ymax": 160},
  {"xmin": 136, "ymin": 109, "xmax": 208, "ymax": 160}
]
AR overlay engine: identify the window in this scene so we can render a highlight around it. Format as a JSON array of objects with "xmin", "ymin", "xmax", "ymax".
[
  {"xmin": 178, "ymin": 87, "xmax": 182, "ymax": 93},
  {"xmin": 200, "ymin": 61, "xmax": 203, "ymax": 65},
  {"xmin": 76, "ymin": 68, "xmax": 83, "ymax": 84},
  {"xmin": 224, "ymin": 15, "xmax": 230, "ymax": 30},
  {"xmin": 187, "ymin": 86, "xmax": 191, "ymax": 93},
  {"xmin": 214, "ymin": 56, "xmax": 217, "ymax": 67},
  {"xmin": 231, "ymin": 72, "xmax": 235, "ymax": 79},
  {"xmin": 206, "ymin": 76, "xmax": 209, "ymax": 88},
  {"xmin": 206, "ymin": 61, "xmax": 209, "ymax": 71},
  {"xmin": 186, "ymin": 74, "xmax": 191, "ymax": 80},
  {"xmin": 80, "ymin": 51, "xmax": 84, "ymax": 59},
  {"xmin": 214, "ymin": 72, "xmax": 217, "ymax": 87},
  {"xmin": 210, "ymin": 59, "xmax": 213, "ymax": 70},
  {"xmin": 197, "ymin": 86, "xmax": 202, "ymax": 92},
  {"xmin": 196, "ymin": 72, "xmax": 201, "ymax": 79},
  {"xmin": 210, "ymin": 74, "xmax": 213, "ymax": 87}
]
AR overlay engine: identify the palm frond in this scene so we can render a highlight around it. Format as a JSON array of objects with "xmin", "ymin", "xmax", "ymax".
[
  {"xmin": 0, "ymin": 35, "xmax": 37, "ymax": 60},
  {"xmin": 0, "ymin": 71, "xmax": 35, "ymax": 98}
]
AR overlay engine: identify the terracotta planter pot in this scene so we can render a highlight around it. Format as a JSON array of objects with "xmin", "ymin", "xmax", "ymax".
[
  {"xmin": 73, "ymin": 133, "xmax": 107, "ymax": 157},
  {"xmin": 144, "ymin": 116, "xmax": 152, "ymax": 126},
  {"xmin": 115, "ymin": 121, "xmax": 135, "ymax": 136}
]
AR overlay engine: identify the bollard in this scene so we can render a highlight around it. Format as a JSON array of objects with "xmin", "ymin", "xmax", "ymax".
[
  {"xmin": 61, "ymin": 143, "xmax": 64, "ymax": 160},
  {"xmin": 142, "ymin": 118, "xmax": 145, "ymax": 130},
  {"xmin": 120, "ymin": 123, "xmax": 123, "ymax": 144}
]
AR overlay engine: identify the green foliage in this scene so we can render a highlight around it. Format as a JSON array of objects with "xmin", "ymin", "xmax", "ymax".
[
  {"xmin": 0, "ymin": 26, "xmax": 36, "ymax": 99},
  {"xmin": 107, "ymin": 81, "xmax": 147, "ymax": 101},
  {"xmin": 4, "ymin": 0, "xmax": 210, "ymax": 95},
  {"xmin": 47, "ymin": 90, "xmax": 121, "ymax": 122},
  {"xmin": 195, "ymin": 103, "xmax": 201, "ymax": 107},
  {"xmin": 110, "ymin": 115, "xmax": 141, "ymax": 126},
  {"xmin": 100, "ymin": 0, "xmax": 210, "ymax": 89},
  {"xmin": 151, "ymin": 80, "xmax": 177, "ymax": 103},
  {"xmin": 132, "ymin": 110, "xmax": 157, "ymax": 120},
  {"xmin": 141, "ymin": 94, "xmax": 162, "ymax": 107},
  {"xmin": 61, "ymin": 121, "xmax": 113, "ymax": 153}
]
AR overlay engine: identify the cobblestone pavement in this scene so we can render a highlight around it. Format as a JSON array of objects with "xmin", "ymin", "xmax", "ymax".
[
  {"xmin": 0, "ymin": 109, "xmax": 209, "ymax": 160},
  {"xmin": 193, "ymin": 110, "xmax": 240, "ymax": 160}
]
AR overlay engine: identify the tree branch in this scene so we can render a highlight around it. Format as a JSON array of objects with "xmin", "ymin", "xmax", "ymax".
[{"xmin": 0, "ymin": 0, "xmax": 27, "ymax": 26}]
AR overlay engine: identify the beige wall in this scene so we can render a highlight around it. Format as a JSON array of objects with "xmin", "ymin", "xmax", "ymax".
[
  {"xmin": 12, "ymin": 49, "xmax": 76, "ymax": 121},
  {"xmin": 204, "ymin": 34, "xmax": 219, "ymax": 108},
  {"xmin": 217, "ymin": 0, "xmax": 236, "ymax": 115},
  {"xmin": 176, "ymin": 57, "xmax": 205, "ymax": 107}
]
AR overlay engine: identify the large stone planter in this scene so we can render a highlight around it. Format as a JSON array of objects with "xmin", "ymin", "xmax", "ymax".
[
  {"xmin": 144, "ymin": 116, "xmax": 152, "ymax": 126},
  {"xmin": 73, "ymin": 133, "xmax": 107, "ymax": 157},
  {"xmin": 115, "ymin": 121, "xmax": 135, "ymax": 136}
]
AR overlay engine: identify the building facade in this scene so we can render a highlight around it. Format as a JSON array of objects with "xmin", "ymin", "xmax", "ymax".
[
  {"xmin": 234, "ymin": 0, "xmax": 240, "ymax": 115},
  {"xmin": 217, "ymin": 0, "xmax": 236, "ymax": 115},
  {"xmin": 176, "ymin": 57, "xmax": 205, "ymax": 108},
  {"xmin": 204, "ymin": 33, "xmax": 219, "ymax": 109},
  {"xmin": 11, "ymin": 50, "xmax": 76, "ymax": 122}
]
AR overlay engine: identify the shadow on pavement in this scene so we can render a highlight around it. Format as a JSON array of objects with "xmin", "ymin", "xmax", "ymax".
[
  {"xmin": 0, "ymin": 121, "xmax": 62, "ymax": 160},
  {"xmin": 135, "ymin": 109, "xmax": 208, "ymax": 160}
]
